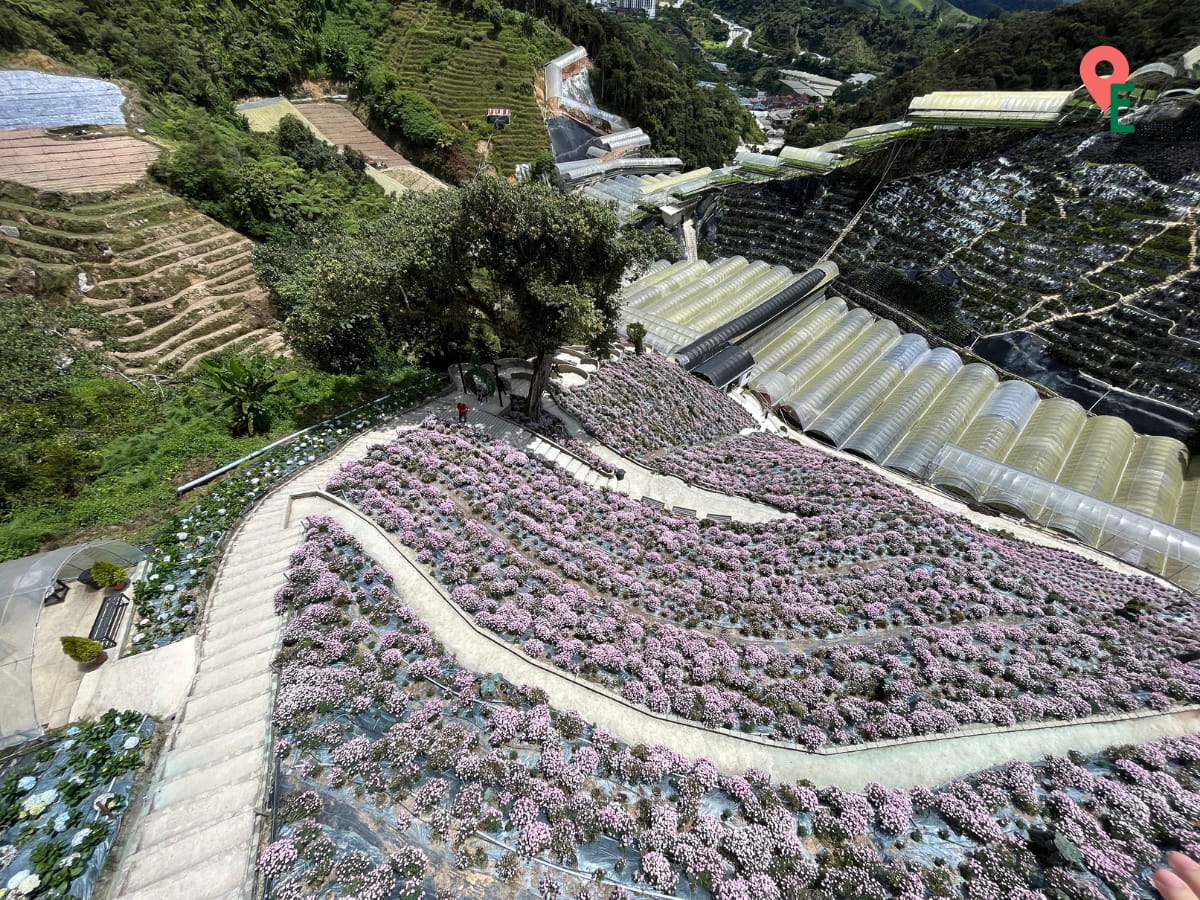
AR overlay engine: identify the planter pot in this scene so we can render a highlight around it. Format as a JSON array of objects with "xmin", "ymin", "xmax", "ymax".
[{"xmin": 84, "ymin": 651, "xmax": 108, "ymax": 667}]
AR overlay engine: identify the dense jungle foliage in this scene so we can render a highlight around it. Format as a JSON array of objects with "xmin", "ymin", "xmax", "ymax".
[
  {"xmin": 826, "ymin": 0, "xmax": 1200, "ymax": 128},
  {"xmin": 0, "ymin": 289, "xmax": 432, "ymax": 559}
]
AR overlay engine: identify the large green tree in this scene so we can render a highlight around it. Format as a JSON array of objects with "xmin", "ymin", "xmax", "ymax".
[{"xmin": 256, "ymin": 177, "xmax": 672, "ymax": 415}]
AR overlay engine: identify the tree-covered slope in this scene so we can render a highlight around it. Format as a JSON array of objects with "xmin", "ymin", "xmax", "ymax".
[{"xmin": 835, "ymin": 0, "xmax": 1200, "ymax": 127}]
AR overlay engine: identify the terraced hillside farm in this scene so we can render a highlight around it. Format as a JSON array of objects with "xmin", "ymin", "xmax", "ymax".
[
  {"xmin": 711, "ymin": 125, "xmax": 1200, "ymax": 430},
  {"xmin": 0, "ymin": 128, "xmax": 160, "ymax": 192},
  {"xmin": 381, "ymin": 0, "xmax": 568, "ymax": 174},
  {"xmin": 0, "ymin": 183, "xmax": 283, "ymax": 374}
]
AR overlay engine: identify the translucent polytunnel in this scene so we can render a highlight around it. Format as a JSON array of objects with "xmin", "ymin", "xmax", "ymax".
[
  {"xmin": 751, "ymin": 308, "xmax": 873, "ymax": 405},
  {"xmin": 644, "ymin": 257, "xmax": 748, "ymax": 318},
  {"xmin": 682, "ymin": 263, "xmax": 783, "ymax": 331},
  {"xmin": 843, "ymin": 348, "xmax": 962, "ymax": 461},
  {"xmin": 1115, "ymin": 435, "xmax": 1189, "ymax": 525},
  {"xmin": 883, "ymin": 363, "xmax": 998, "ymax": 477},
  {"xmin": 622, "ymin": 259, "xmax": 709, "ymax": 311},
  {"xmin": 688, "ymin": 267, "xmax": 796, "ymax": 333},
  {"xmin": 1052, "ymin": 416, "xmax": 1136, "ymax": 504},
  {"xmin": 978, "ymin": 398, "xmax": 1087, "ymax": 517},
  {"xmin": 782, "ymin": 320, "xmax": 903, "ymax": 429},
  {"xmin": 807, "ymin": 334, "xmax": 930, "ymax": 446},
  {"xmin": 743, "ymin": 296, "xmax": 848, "ymax": 382},
  {"xmin": 953, "ymin": 380, "xmax": 1042, "ymax": 457},
  {"xmin": 1177, "ymin": 479, "xmax": 1200, "ymax": 536},
  {"xmin": 928, "ymin": 445, "xmax": 1200, "ymax": 592}
]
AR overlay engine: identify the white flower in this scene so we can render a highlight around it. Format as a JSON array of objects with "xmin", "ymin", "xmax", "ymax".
[
  {"xmin": 19, "ymin": 874, "xmax": 40, "ymax": 894},
  {"xmin": 6, "ymin": 871, "xmax": 31, "ymax": 891},
  {"xmin": 16, "ymin": 776, "xmax": 35, "ymax": 792},
  {"xmin": 70, "ymin": 829, "xmax": 89, "ymax": 848},
  {"xmin": 122, "ymin": 736, "xmax": 140, "ymax": 750},
  {"xmin": 176, "ymin": 532, "xmax": 188, "ymax": 540},
  {"xmin": 59, "ymin": 851, "xmax": 80, "ymax": 868},
  {"xmin": 53, "ymin": 811, "xmax": 70, "ymax": 832}
]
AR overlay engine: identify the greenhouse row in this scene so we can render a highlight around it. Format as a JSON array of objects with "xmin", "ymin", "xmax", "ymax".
[{"xmin": 621, "ymin": 257, "xmax": 1200, "ymax": 588}]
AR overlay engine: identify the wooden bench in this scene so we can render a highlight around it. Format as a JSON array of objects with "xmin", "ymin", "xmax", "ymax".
[
  {"xmin": 88, "ymin": 593, "xmax": 128, "ymax": 650},
  {"xmin": 673, "ymin": 507, "xmax": 697, "ymax": 518},
  {"xmin": 705, "ymin": 513, "xmax": 732, "ymax": 522},
  {"xmin": 641, "ymin": 497, "xmax": 665, "ymax": 510}
]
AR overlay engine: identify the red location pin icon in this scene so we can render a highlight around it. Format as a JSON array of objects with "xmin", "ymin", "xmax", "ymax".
[{"xmin": 1080, "ymin": 46, "xmax": 1130, "ymax": 111}]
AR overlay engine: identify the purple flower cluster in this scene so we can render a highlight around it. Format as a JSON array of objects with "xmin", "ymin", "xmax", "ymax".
[
  {"xmin": 553, "ymin": 352, "xmax": 753, "ymax": 456},
  {"xmin": 263, "ymin": 522, "xmax": 1200, "ymax": 899},
  {"xmin": 326, "ymin": 420, "xmax": 1200, "ymax": 748}
]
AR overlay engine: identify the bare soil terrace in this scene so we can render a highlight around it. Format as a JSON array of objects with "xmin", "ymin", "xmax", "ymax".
[{"xmin": 0, "ymin": 128, "xmax": 159, "ymax": 192}]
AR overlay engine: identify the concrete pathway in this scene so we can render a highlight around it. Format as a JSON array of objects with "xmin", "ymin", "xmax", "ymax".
[
  {"xmin": 108, "ymin": 392, "xmax": 779, "ymax": 900},
  {"xmin": 108, "ymin": 410, "xmax": 441, "ymax": 900},
  {"xmin": 107, "ymin": 388, "xmax": 1200, "ymax": 899},
  {"xmin": 470, "ymin": 403, "xmax": 791, "ymax": 524},
  {"xmin": 285, "ymin": 491, "xmax": 1200, "ymax": 792}
]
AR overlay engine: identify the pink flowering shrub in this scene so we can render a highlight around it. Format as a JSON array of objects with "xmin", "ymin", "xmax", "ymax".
[
  {"xmin": 327, "ymin": 420, "xmax": 1200, "ymax": 750},
  {"xmin": 263, "ymin": 516, "xmax": 1200, "ymax": 899},
  {"xmin": 552, "ymin": 351, "xmax": 753, "ymax": 456}
]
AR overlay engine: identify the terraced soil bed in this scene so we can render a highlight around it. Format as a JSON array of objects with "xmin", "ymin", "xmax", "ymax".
[
  {"xmin": 261, "ymin": 508, "xmax": 1200, "ymax": 899},
  {"xmin": 0, "ymin": 183, "xmax": 282, "ymax": 373},
  {"xmin": 328, "ymin": 416, "xmax": 1200, "ymax": 750},
  {"xmin": 0, "ymin": 130, "xmax": 160, "ymax": 193}
]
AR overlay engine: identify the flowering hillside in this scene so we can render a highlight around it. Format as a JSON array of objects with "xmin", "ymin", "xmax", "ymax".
[
  {"xmin": 263, "ymin": 515, "xmax": 1200, "ymax": 900},
  {"xmin": 326, "ymin": 419, "xmax": 1200, "ymax": 750},
  {"xmin": 552, "ymin": 352, "xmax": 754, "ymax": 457}
]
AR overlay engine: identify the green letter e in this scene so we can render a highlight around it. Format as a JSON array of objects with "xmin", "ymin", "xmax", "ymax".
[{"xmin": 1110, "ymin": 84, "xmax": 1134, "ymax": 133}]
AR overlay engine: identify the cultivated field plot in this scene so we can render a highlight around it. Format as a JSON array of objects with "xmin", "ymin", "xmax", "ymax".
[
  {"xmin": 294, "ymin": 102, "xmax": 448, "ymax": 192},
  {"xmin": 295, "ymin": 102, "xmax": 413, "ymax": 169},
  {"xmin": 236, "ymin": 96, "xmax": 308, "ymax": 132},
  {"xmin": 381, "ymin": 0, "xmax": 566, "ymax": 174},
  {"xmin": 0, "ymin": 184, "xmax": 283, "ymax": 373},
  {"xmin": 0, "ymin": 129, "xmax": 160, "ymax": 192}
]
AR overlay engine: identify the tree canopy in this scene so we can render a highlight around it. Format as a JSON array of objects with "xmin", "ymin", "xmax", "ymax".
[{"xmin": 256, "ymin": 177, "xmax": 673, "ymax": 414}]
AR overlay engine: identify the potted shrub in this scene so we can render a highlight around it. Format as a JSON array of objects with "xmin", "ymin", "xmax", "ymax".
[
  {"xmin": 61, "ymin": 636, "xmax": 107, "ymax": 666},
  {"xmin": 90, "ymin": 562, "xmax": 128, "ymax": 592}
]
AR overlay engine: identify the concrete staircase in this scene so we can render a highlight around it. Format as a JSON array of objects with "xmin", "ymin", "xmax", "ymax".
[
  {"xmin": 469, "ymin": 409, "xmax": 616, "ymax": 490},
  {"xmin": 109, "ymin": 420, "xmax": 418, "ymax": 900},
  {"xmin": 106, "ymin": 393, "xmax": 773, "ymax": 899}
]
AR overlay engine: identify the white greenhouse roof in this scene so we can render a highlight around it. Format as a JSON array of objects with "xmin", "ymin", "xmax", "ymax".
[{"xmin": 907, "ymin": 91, "xmax": 1074, "ymax": 125}]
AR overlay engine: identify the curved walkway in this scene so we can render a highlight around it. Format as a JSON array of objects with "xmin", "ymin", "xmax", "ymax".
[
  {"xmin": 108, "ymin": 395, "xmax": 787, "ymax": 900},
  {"xmin": 471, "ymin": 402, "xmax": 791, "ymax": 523},
  {"xmin": 290, "ymin": 491, "xmax": 1200, "ymax": 793},
  {"xmin": 109, "ymin": 391, "xmax": 1200, "ymax": 899}
]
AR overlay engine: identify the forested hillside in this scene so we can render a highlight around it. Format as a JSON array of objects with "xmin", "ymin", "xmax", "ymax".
[
  {"xmin": 832, "ymin": 0, "xmax": 1200, "ymax": 127},
  {"xmin": 708, "ymin": 0, "xmax": 971, "ymax": 77}
]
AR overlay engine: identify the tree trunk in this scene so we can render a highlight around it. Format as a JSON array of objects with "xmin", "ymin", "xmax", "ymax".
[{"xmin": 526, "ymin": 349, "xmax": 554, "ymax": 419}]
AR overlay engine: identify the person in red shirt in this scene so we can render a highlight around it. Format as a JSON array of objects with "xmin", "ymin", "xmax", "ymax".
[{"xmin": 456, "ymin": 402, "xmax": 468, "ymax": 424}]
